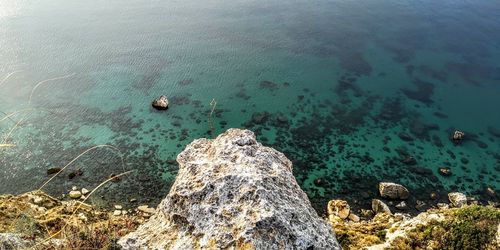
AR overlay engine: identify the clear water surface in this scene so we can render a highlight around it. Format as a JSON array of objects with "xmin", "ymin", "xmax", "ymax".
[{"xmin": 1, "ymin": 0, "xmax": 499, "ymax": 213}]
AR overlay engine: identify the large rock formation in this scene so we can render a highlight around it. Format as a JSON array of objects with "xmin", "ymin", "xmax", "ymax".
[{"xmin": 119, "ymin": 129, "xmax": 340, "ymax": 249}]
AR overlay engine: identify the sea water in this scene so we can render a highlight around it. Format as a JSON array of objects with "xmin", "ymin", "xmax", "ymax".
[{"xmin": 1, "ymin": 0, "xmax": 499, "ymax": 213}]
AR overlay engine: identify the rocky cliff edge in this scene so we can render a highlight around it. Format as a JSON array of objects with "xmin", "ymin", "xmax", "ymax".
[{"xmin": 118, "ymin": 128, "xmax": 340, "ymax": 249}]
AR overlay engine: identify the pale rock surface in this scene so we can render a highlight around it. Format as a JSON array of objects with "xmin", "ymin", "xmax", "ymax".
[
  {"xmin": 372, "ymin": 199, "xmax": 392, "ymax": 214},
  {"xmin": 119, "ymin": 129, "xmax": 340, "ymax": 250},
  {"xmin": 327, "ymin": 200, "xmax": 350, "ymax": 220},
  {"xmin": 367, "ymin": 212, "xmax": 444, "ymax": 249},
  {"xmin": 0, "ymin": 233, "xmax": 33, "ymax": 250},
  {"xmin": 448, "ymin": 192, "xmax": 467, "ymax": 207}
]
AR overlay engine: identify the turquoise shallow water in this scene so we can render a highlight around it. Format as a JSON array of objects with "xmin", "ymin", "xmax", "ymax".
[{"xmin": 1, "ymin": 0, "xmax": 499, "ymax": 213}]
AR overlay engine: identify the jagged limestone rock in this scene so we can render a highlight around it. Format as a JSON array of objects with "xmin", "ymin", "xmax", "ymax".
[{"xmin": 119, "ymin": 129, "xmax": 340, "ymax": 250}]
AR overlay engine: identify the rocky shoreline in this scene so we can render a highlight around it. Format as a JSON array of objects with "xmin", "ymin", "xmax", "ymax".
[{"xmin": 1, "ymin": 129, "xmax": 499, "ymax": 249}]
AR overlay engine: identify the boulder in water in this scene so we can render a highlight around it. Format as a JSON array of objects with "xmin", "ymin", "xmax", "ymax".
[
  {"xmin": 452, "ymin": 130, "xmax": 465, "ymax": 142},
  {"xmin": 152, "ymin": 95, "xmax": 169, "ymax": 110},
  {"xmin": 379, "ymin": 182, "xmax": 410, "ymax": 199}
]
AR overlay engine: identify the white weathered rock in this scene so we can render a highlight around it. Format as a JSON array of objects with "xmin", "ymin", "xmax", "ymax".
[
  {"xmin": 33, "ymin": 196, "xmax": 43, "ymax": 205},
  {"xmin": 448, "ymin": 192, "xmax": 467, "ymax": 207},
  {"xmin": 395, "ymin": 201, "xmax": 407, "ymax": 210},
  {"xmin": 113, "ymin": 210, "xmax": 122, "ymax": 216},
  {"xmin": 119, "ymin": 129, "xmax": 340, "ymax": 250},
  {"xmin": 81, "ymin": 188, "xmax": 90, "ymax": 195},
  {"xmin": 379, "ymin": 182, "xmax": 410, "ymax": 199}
]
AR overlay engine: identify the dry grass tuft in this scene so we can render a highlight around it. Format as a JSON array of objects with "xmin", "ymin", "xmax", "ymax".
[{"xmin": 208, "ymin": 98, "xmax": 217, "ymax": 137}]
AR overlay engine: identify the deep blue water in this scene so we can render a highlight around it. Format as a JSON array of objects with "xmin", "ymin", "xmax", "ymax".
[{"xmin": 1, "ymin": 0, "xmax": 499, "ymax": 213}]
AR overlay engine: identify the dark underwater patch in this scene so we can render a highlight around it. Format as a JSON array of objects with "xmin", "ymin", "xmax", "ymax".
[{"xmin": 401, "ymin": 78, "xmax": 435, "ymax": 104}]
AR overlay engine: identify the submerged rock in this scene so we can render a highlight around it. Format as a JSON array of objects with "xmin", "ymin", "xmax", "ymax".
[
  {"xmin": 152, "ymin": 95, "xmax": 169, "ymax": 110},
  {"xmin": 452, "ymin": 130, "xmax": 465, "ymax": 142},
  {"xmin": 438, "ymin": 167, "xmax": 452, "ymax": 176},
  {"xmin": 379, "ymin": 182, "xmax": 410, "ymax": 199},
  {"xmin": 46, "ymin": 167, "xmax": 61, "ymax": 175},
  {"xmin": 119, "ymin": 129, "xmax": 340, "ymax": 249}
]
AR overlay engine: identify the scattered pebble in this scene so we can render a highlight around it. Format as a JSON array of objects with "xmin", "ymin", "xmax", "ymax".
[{"xmin": 68, "ymin": 191, "xmax": 82, "ymax": 199}]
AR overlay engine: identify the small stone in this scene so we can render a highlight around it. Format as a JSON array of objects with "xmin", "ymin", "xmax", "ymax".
[
  {"xmin": 68, "ymin": 169, "xmax": 83, "ymax": 179},
  {"xmin": 448, "ymin": 192, "xmax": 467, "ymax": 207},
  {"xmin": 379, "ymin": 182, "xmax": 410, "ymax": 199},
  {"xmin": 486, "ymin": 187, "xmax": 496, "ymax": 197},
  {"xmin": 348, "ymin": 213, "xmax": 360, "ymax": 222},
  {"xmin": 430, "ymin": 192, "xmax": 439, "ymax": 200},
  {"xmin": 113, "ymin": 210, "xmax": 122, "ymax": 216},
  {"xmin": 78, "ymin": 213, "xmax": 88, "ymax": 222},
  {"xmin": 395, "ymin": 201, "xmax": 407, "ymax": 210},
  {"xmin": 402, "ymin": 156, "xmax": 417, "ymax": 165},
  {"xmin": 115, "ymin": 205, "xmax": 123, "ymax": 210},
  {"xmin": 68, "ymin": 191, "xmax": 82, "ymax": 199},
  {"xmin": 33, "ymin": 197, "xmax": 43, "ymax": 205},
  {"xmin": 398, "ymin": 133, "xmax": 414, "ymax": 141},
  {"xmin": 46, "ymin": 167, "xmax": 62, "ymax": 175},
  {"xmin": 360, "ymin": 209, "xmax": 374, "ymax": 218},
  {"xmin": 122, "ymin": 210, "xmax": 128, "ymax": 215},
  {"xmin": 313, "ymin": 178, "xmax": 326, "ymax": 187},
  {"xmin": 372, "ymin": 199, "xmax": 392, "ymax": 214},
  {"xmin": 438, "ymin": 167, "xmax": 452, "ymax": 176},
  {"xmin": 137, "ymin": 205, "xmax": 155, "ymax": 214},
  {"xmin": 452, "ymin": 130, "xmax": 465, "ymax": 141},
  {"xmin": 72, "ymin": 186, "xmax": 78, "ymax": 191},
  {"xmin": 437, "ymin": 203, "xmax": 449, "ymax": 209},
  {"xmin": 415, "ymin": 200, "xmax": 427, "ymax": 211},
  {"xmin": 327, "ymin": 200, "xmax": 350, "ymax": 219},
  {"xmin": 108, "ymin": 173, "xmax": 121, "ymax": 183},
  {"xmin": 81, "ymin": 188, "xmax": 90, "ymax": 195},
  {"xmin": 130, "ymin": 198, "xmax": 137, "ymax": 203}
]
